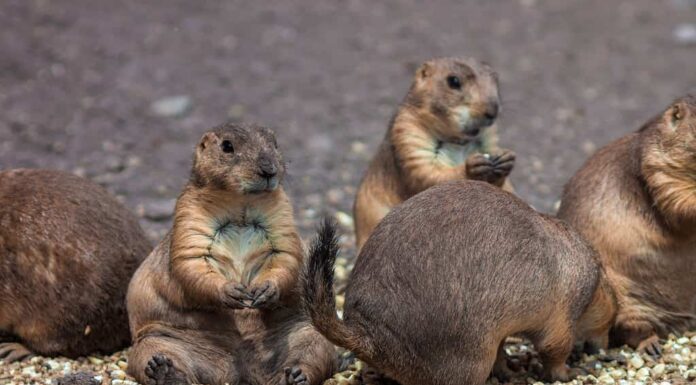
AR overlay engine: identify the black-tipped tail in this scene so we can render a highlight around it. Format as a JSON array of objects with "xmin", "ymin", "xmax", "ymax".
[{"xmin": 302, "ymin": 218, "xmax": 373, "ymax": 359}]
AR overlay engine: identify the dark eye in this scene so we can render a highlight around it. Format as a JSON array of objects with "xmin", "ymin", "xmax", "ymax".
[
  {"xmin": 221, "ymin": 140, "xmax": 234, "ymax": 153},
  {"xmin": 447, "ymin": 75, "xmax": 461, "ymax": 90}
]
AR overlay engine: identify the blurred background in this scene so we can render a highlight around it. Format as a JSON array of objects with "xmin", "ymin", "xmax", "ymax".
[{"xmin": 1, "ymin": 0, "xmax": 694, "ymax": 245}]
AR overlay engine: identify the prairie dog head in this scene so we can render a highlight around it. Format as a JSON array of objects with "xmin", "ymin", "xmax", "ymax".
[
  {"xmin": 641, "ymin": 95, "xmax": 696, "ymax": 223},
  {"xmin": 190, "ymin": 123, "xmax": 285, "ymax": 194},
  {"xmin": 407, "ymin": 57, "xmax": 500, "ymax": 141},
  {"xmin": 643, "ymin": 95, "xmax": 696, "ymax": 170}
]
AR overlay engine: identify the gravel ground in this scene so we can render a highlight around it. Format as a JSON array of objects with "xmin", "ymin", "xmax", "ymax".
[{"xmin": 0, "ymin": 1, "xmax": 695, "ymax": 384}]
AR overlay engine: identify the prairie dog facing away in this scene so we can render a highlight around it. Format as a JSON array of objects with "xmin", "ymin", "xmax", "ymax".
[
  {"xmin": 558, "ymin": 95, "xmax": 696, "ymax": 355},
  {"xmin": 305, "ymin": 181, "xmax": 616, "ymax": 385},
  {"xmin": 127, "ymin": 123, "xmax": 335, "ymax": 385},
  {"xmin": 0, "ymin": 169, "xmax": 150, "ymax": 361},
  {"xmin": 353, "ymin": 57, "xmax": 515, "ymax": 250}
]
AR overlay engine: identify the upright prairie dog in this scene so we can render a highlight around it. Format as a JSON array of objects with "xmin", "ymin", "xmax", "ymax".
[
  {"xmin": 0, "ymin": 169, "xmax": 150, "ymax": 361},
  {"xmin": 353, "ymin": 57, "xmax": 515, "ymax": 249},
  {"xmin": 558, "ymin": 95, "xmax": 696, "ymax": 355},
  {"xmin": 127, "ymin": 123, "xmax": 335, "ymax": 385},
  {"xmin": 305, "ymin": 181, "xmax": 616, "ymax": 385}
]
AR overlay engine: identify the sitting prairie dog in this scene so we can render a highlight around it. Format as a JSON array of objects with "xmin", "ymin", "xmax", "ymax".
[
  {"xmin": 558, "ymin": 95, "xmax": 696, "ymax": 356},
  {"xmin": 353, "ymin": 57, "xmax": 515, "ymax": 249},
  {"xmin": 126, "ymin": 123, "xmax": 335, "ymax": 385},
  {"xmin": 0, "ymin": 169, "xmax": 150, "ymax": 361},
  {"xmin": 305, "ymin": 181, "xmax": 616, "ymax": 385}
]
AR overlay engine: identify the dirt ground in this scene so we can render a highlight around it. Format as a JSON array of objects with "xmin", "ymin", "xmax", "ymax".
[
  {"xmin": 2, "ymin": 0, "xmax": 695, "ymax": 241},
  {"xmin": 0, "ymin": 1, "xmax": 695, "ymax": 384}
]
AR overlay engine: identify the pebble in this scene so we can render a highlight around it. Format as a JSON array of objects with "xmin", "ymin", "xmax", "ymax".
[
  {"xmin": 629, "ymin": 355, "xmax": 644, "ymax": 368},
  {"xmin": 635, "ymin": 367, "xmax": 650, "ymax": 379},
  {"xmin": 110, "ymin": 369, "xmax": 127, "ymax": 380},
  {"xmin": 335, "ymin": 211, "xmax": 354, "ymax": 230},
  {"xmin": 335, "ymin": 265, "xmax": 348, "ymax": 282},
  {"xmin": 87, "ymin": 356, "xmax": 104, "ymax": 365},
  {"xmin": 112, "ymin": 380, "xmax": 139, "ymax": 385},
  {"xmin": 151, "ymin": 95, "xmax": 192, "ymax": 118},
  {"xmin": 673, "ymin": 23, "xmax": 696, "ymax": 45},
  {"xmin": 685, "ymin": 369, "xmax": 696, "ymax": 379},
  {"xmin": 138, "ymin": 199, "xmax": 176, "ymax": 221},
  {"xmin": 652, "ymin": 363, "xmax": 665, "ymax": 377},
  {"xmin": 610, "ymin": 369, "xmax": 626, "ymax": 379}
]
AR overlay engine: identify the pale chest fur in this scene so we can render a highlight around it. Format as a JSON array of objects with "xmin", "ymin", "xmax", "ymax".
[
  {"xmin": 172, "ymin": 191, "xmax": 297, "ymax": 284},
  {"xmin": 433, "ymin": 129, "xmax": 497, "ymax": 167}
]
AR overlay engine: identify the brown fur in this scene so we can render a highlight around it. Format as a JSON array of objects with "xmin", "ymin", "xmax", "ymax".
[
  {"xmin": 127, "ymin": 123, "xmax": 335, "ymax": 385},
  {"xmin": 353, "ymin": 57, "xmax": 515, "ymax": 250},
  {"xmin": 0, "ymin": 169, "xmax": 150, "ymax": 361},
  {"xmin": 558, "ymin": 95, "xmax": 696, "ymax": 354},
  {"xmin": 305, "ymin": 181, "xmax": 616, "ymax": 385}
]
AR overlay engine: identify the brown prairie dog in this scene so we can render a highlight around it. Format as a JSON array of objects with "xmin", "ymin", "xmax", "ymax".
[
  {"xmin": 558, "ymin": 95, "xmax": 696, "ymax": 356},
  {"xmin": 305, "ymin": 181, "xmax": 616, "ymax": 385},
  {"xmin": 126, "ymin": 123, "xmax": 335, "ymax": 385},
  {"xmin": 353, "ymin": 57, "xmax": 515, "ymax": 249},
  {"xmin": 0, "ymin": 169, "xmax": 150, "ymax": 362}
]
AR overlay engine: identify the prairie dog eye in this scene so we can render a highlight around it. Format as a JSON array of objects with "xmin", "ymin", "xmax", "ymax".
[
  {"xmin": 446, "ymin": 75, "xmax": 462, "ymax": 90},
  {"xmin": 221, "ymin": 140, "xmax": 234, "ymax": 154}
]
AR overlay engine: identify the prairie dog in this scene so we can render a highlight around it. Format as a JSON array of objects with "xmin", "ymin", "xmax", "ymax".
[
  {"xmin": 127, "ymin": 123, "xmax": 335, "ymax": 385},
  {"xmin": 306, "ymin": 181, "xmax": 616, "ymax": 385},
  {"xmin": 353, "ymin": 57, "xmax": 515, "ymax": 249},
  {"xmin": 0, "ymin": 169, "xmax": 150, "ymax": 361},
  {"xmin": 558, "ymin": 95, "xmax": 696, "ymax": 355}
]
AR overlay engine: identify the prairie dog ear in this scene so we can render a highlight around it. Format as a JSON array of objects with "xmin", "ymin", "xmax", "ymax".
[
  {"xmin": 671, "ymin": 103, "xmax": 685, "ymax": 123},
  {"xmin": 417, "ymin": 61, "xmax": 434, "ymax": 79},
  {"xmin": 198, "ymin": 132, "xmax": 219, "ymax": 152}
]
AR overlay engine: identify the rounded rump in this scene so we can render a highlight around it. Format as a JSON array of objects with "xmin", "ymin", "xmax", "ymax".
[{"xmin": 0, "ymin": 168, "xmax": 151, "ymax": 357}]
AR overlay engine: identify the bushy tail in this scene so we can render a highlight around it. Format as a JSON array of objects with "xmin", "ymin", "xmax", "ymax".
[{"xmin": 302, "ymin": 218, "xmax": 374, "ymax": 360}]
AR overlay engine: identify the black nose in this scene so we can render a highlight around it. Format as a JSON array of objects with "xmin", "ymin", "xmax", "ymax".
[
  {"xmin": 258, "ymin": 157, "xmax": 277, "ymax": 179},
  {"xmin": 484, "ymin": 102, "xmax": 499, "ymax": 121}
]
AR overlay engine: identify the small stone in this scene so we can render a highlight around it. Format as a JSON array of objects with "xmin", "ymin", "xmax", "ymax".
[
  {"xmin": 21, "ymin": 366, "xmax": 38, "ymax": 378},
  {"xmin": 673, "ymin": 23, "xmax": 696, "ymax": 45},
  {"xmin": 598, "ymin": 374, "xmax": 615, "ymax": 384},
  {"xmin": 72, "ymin": 167, "xmax": 87, "ymax": 178},
  {"xmin": 45, "ymin": 360, "xmax": 61, "ymax": 371},
  {"xmin": 138, "ymin": 199, "xmax": 176, "ymax": 221},
  {"xmin": 87, "ymin": 356, "xmax": 104, "ymax": 365},
  {"xmin": 110, "ymin": 369, "xmax": 127, "ymax": 380},
  {"xmin": 151, "ymin": 95, "xmax": 192, "ymax": 118},
  {"xmin": 677, "ymin": 337, "xmax": 690, "ymax": 344},
  {"xmin": 335, "ymin": 211, "xmax": 354, "ymax": 230},
  {"xmin": 610, "ymin": 369, "xmax": 626, "ymax": 379},
  {"xmin": 635, "ymin": 367, "xmax": 650, "ymax": 379},
  {"xmin": 335, "ymin": 265, "xmax": 348, "ymax": 282},
  {"xmin": 652, "ymin": 363, "xmax": 666, "ymax": 377},
  {"xmin": 685, "ymin": 369, "xmax": 696, "ymax": 380},
  {"xmin": 629, "ymin": 355, "xmax": 644, "ymax": 369},
  {"xmin": 351, "ymin": 141, "xmax": 367, "ymax": 155},
  {"xmin": 582, "ymin": 140, "xmax": 597, "ymax": 155},
  {"xmin": 117, "ymin": 360, "xmax": 128, "ymax": 370}
]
